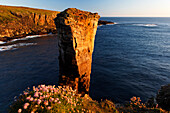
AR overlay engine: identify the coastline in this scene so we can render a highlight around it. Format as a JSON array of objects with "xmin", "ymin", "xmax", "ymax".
[{"xmin": 1, "ymin": 5, "xmax": 169, "ymax": 113}]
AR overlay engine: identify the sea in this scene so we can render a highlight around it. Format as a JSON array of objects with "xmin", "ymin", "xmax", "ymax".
[{"xmin": 0, "ymin": 17, "xmax": 170, "ymax": 112}]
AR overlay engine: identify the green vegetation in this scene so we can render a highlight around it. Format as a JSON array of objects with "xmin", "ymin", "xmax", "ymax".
[
  {"xmin": 0, "ymin": 5, "xmax": 59, "ymax": 23},
  {"xmin": 9, "ymin": 85, "xmax": 118, "ymax": 113},
  {"xmin": 9, "ymin": 85, "xmax": 168, "ymax": 113}
]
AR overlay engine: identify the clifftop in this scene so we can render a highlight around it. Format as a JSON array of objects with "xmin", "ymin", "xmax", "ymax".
[
  {"xmin": 57, "ymin": 8, "xmax": 99, "ymax": 20},
  {"xmin": 55, "ymin": 8, "xmax": 100, "ymax": 27},
  {"xmin": 0, "ymin": 6, "xmax": 114, "ymax": 42},
  {"xmin": 0, "ymin": 5, "xmax": 59, "ymax": 41},
  {"xmin": 0, "ymin": 5, "xmax": 59, "ymax": 23}
]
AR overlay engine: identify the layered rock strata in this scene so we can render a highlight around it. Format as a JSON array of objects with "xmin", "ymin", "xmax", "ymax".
[
  {"xmin": 0, "ymin": 5, "xmax": 59, "ymax": 42},
  {"xmin": 55, "ymin": 8, "xmax": 100, "ymax": 94}
]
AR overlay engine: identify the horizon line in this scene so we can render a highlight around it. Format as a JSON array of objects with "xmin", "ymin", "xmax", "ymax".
[{"xmin": 1, "ymin": 4, "xmax": 170, "ymax": 18}]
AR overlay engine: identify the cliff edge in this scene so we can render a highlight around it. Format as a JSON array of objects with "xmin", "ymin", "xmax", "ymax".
[{"xmin": 0, "ymin": 5, "xmax": 59, "ymax": 42}]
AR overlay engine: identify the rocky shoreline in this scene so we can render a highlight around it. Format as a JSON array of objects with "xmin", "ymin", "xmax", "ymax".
[
  {"xmin": 1, "ymin": 5, "xmax": 169, "ymax": 113},
  {"xmin": 0, "ymin": 5, "xmax": 115, "ymax": 43},
  {"xmin": 0, "ymin": 5, "xmax": 59, "ymax": 42},
  {"xmin": 98, "ymin": 20, "xmax": 114, "ymax": 26}
]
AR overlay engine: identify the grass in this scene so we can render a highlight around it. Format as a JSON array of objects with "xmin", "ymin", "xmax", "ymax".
[
  {"xmin": 0, "ymin": 5, "xmax": 59, "ymax": 23},
  {"xmin": 9, "ymin": 85, "xmax": 168, "ymax": 113},
  {"xmin": 9, "ymin": 85, "xmax": 118, "ymax": 113}
]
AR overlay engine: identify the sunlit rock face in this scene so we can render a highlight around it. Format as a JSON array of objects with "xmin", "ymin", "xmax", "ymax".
[{"xmin": 55, "ymin": 8, "xmax": 100, "ymax": 94}]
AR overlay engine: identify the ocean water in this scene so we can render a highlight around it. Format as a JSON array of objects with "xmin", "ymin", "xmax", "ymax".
[
  {"xmin": 0, "ymin": 17, "xmax": 170, "ymax": 112},
  {"xmin": 90, "ymin": 17, "xmax": 170, "ymax": 103}
]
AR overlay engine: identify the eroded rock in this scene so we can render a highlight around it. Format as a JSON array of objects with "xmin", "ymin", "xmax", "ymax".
[
  {"xmin": 55, "ymin": 8, "xmax": 100, "ymax": 94},
  {"xmin": 156, "ymin": 84, "xmax": 170, "ymax": 111},
  {"xmin": 0, "ymin": 5, "xmax": 59, "ymax": 41}
]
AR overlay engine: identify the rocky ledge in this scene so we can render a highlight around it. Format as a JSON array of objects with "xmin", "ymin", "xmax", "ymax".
[
  {"xmin": 156, "ymin": 84, "xmax": 170, "ymax": 111},
  {"xmin": 0, "ymin": 5, "xmax": 59, "ymax": 42},
  {"xmin": 98, "ymin": 20, "xmax": 114, "ymax": 26}
]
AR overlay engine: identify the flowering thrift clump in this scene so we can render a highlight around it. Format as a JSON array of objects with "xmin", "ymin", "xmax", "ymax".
[
  {"xmin": 9, "ymin": 85, "xmax": 118, "ymax": 113},
  {"xmin": 118, "ymin": 96, "xmax": 168, "ymax": 113},
  {"xmin": 9, "ymin": 85, "xmax": 168, "ymax": 113},
  {"xmin": 9, "ymin": 85, "xmax": 90, "ymax": 113}
]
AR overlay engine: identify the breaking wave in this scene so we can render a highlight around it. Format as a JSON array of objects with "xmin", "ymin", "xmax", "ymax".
[
  {"xmin": 132, "ymin": 24, "xmax": 157, "ymax": 27},
  {"xmin": 0, "ymin": 43, "xmax": 37, "ymax": 52},
  {"xmin": 0, "ymin": 34, "xmax": 51, "ymax": 45}
]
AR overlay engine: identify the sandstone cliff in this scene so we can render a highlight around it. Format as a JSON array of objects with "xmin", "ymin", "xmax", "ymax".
[
  {"xmin": 0, "ymin": 5, "xmax": 59, "ymax": 41},
  {"xmin": 55, "ymin": 8, "xmax": 100, "ymax": 94}
]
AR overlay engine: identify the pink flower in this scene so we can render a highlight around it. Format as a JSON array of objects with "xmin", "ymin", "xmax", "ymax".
[
  {"xmin": 33, "ymin": 98, "xmax": 37, "ymax": 102},
  {"xmin": 18, "ymin": 109, "xmax": 22, "ymax": 113},
  {"xmin": 24, "ymin": 92, "xmax": 28, "ymax": 95},
  {"xmin": 39, "ymin": 92, "xmax": 43, "ymax": 96},
  {"xmin": 29, "ymin": 97, "xmax": 34, "ymax": 101},
  {"xmin": 34, "ymin": 92, "xmax": 39, "ymax": 97},
  {"xmin": 41, "ymin": 85, "xmax": 45, "ymax": 88},
  {"xmin": 23, "ymin": 103, "xmax": 29, "ymax": 109},
  {"xmin": 74, "ymin": 103, "xmax": 76, "ymax": 106},
  {"xmin": 44, "ymin": 100, "xmax": 48, "ymax": 106},
  {"xmin": 156, "ymin": 104, "xmax": 158, "ymax": 108},
  {"xmin": 35, "ymin": 88, "xmax": 39, "ymax": 92},
  {"xmin": 42, "ymin": 95, "xmax": 46, "ymax": 98},
  {"xmin": 47, "ymin": 106, "xmax": 51, "ymax": 110},
  {"xmin": 26, "ymin": 96, "xmax": 30, "ymax": 100},
  {"xmin": 37, "ymin": 99, "xmax": 42, "ymax": 104},
  {"xmin": 45, "ymin": 95, "xmax": 49, "ymax": 98},
  {"xmin": 40, "ymin": 96, "xmax": 44, "ymax": 100},
  {"xmin": 33, "ymin": 86, "xmax": 35, "ymax": 91},
  {"xmin": 58, "ymin": 101, "xmax": 61, "ymax": 104},
  {"xmin": 49, "ymin": 98, "xmax": 54, "ymax": 102}
]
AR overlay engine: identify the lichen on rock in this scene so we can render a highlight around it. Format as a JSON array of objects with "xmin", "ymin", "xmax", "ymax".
[{"xmin": 55, "ymin": 8, "xmax": 100, "ymax": 94}]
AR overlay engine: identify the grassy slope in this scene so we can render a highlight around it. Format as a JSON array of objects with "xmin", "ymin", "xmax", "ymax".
[
  {"xmin": 0, "ymin": 5, "xmax": 60, "ymax": 41},
  {"xmin": 0, "ymin": 5, "xmax": 59, "ymax": 23}
]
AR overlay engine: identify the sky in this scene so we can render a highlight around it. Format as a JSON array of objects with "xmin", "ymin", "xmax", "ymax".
[{"xmin": 0, "ymin": 0, "xmax": 170, "ymax": 17}]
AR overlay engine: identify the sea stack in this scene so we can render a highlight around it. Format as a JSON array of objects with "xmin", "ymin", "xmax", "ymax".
[{"xmin": 55, "ymin": 8, "xmax": 100, "ymax": 94}]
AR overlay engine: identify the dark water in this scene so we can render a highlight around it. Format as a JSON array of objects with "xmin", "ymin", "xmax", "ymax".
[
  {"xmin": 90, "ymin": 17, "xmax": 170, "ymax": 103},
  {"xmin": 0, "ymin": 18, "xmax": 170, "ymax": 112},
  {"xmin": 0, "ymin": 35, "xmax": 59, "ymax": 112}
]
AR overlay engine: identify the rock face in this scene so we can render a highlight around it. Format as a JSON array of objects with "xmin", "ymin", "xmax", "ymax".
[
  {"xmin": 156, "ymin": 84, "xmax": 170, "ymax": 111},
  {"xmin": 98, "ymin": 20, "xmax": 114, "ymax": 26},
  {"xmin": 0, "ymin": 5, "xmax": 59, "ymax": 41},
  {"xmin": 55, "ymin": 8, "xmax": 100, "ymax": 94}
]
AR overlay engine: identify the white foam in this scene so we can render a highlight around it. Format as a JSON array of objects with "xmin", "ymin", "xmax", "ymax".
[
  {"xmin": 98, "ymin": 23, "xmax": 117, "ymax": 28},
  {"xmin": 133, "ymin": 24, "xmax": 157, "ymax": 27},
  {"xmin": 0, "ymin": 41, "xmax": 6, "ymax": 45},
  {"xmin": 0, "ymin": 43, "xmax": 37, "ymax": 52},
  {"xmin": 10, "ymin": 35, "xmax": 41, "ymax": 42},
  {"xmin": 0, "ymin": 34, "xmax": 51, "ymax": 46}
]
